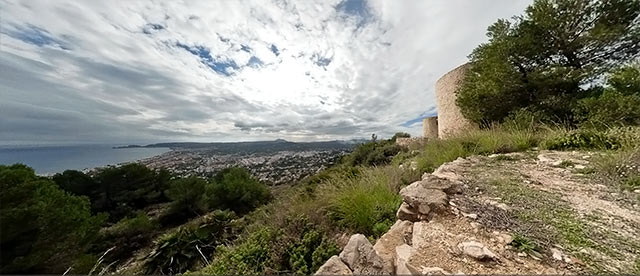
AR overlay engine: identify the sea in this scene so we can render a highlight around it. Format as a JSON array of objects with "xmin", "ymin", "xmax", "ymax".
[{"xmin": 0, "ymin": 145, "xmax": 170, "ymax": 175}]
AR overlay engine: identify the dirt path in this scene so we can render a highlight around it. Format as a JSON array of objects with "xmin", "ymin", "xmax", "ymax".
[{"xmin": 433, "ymin": 150, "xmax": 640, "ymax": 273}]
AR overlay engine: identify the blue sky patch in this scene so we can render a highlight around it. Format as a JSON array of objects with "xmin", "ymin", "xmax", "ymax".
[
  {"xmin": 336, "ymin": 0, "xmax": 372, "ymax": 27},
  {"xmin": 6, "ymin": 25, "xmax": 69, "ymax": 49},
  {"xmin": 400, "ymin": 109, "xmax": 437, "ymax": 127},
  {"xmin": 270, "ymin": 44, "xmax": 280, "ymax": 56},
  {"xmin": 312, "ymin": 53, "xmax": 332, "ymax": 67},
  {"xmin": 143, "ymin": 23, "xmax": 164, "ymax": 34},
  {"xmin": 176, "ymin": 42, "xmax": 238, "ymax": 76},
  {"xmin": 247, "ymin": 56, "xmax": 263, "ymax": 68}
]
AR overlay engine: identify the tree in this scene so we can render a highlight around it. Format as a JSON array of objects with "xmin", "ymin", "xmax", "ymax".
[
  {"xmin": 457, "ymin": 0, "xmax": 640, "ymax": 126},
  {"xmin": 52, "ymin": 170, "xmax": 98, "ymax": 198},
  {"xmin": 207, "ymin": 168, "xmax": 271, "ymax": 214},
  {"xmin": 0, "ymin": 164, "xmax": 104, "ymax": 274},
  {"xmin": 165, "ymin": 177, "xmax": 207, "ymax": 215}
]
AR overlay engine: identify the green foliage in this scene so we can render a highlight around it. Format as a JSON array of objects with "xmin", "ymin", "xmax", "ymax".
[
  {"xmin": 144, "ymin": 210, "xmax": 239, "ymax": 275},
  {"xmin": 110, "ymin": 212, "xmax": 157, "ymax": 237},
  {"xmin": 457, "ymin": 0, "xmax": 640, "ymax": 126},
  {"xmin": 390, "ymin": 132, "xmax": 411, "ymax": 142},
  {"xmin": 286, "ymin": 228, "xmax": 339, "ymax": 274},
  {"xmin": 207, "ymin": 167, "xmax": 271, "ymax": 214},
  {"xmin": 202, "ymin": 227, "xmax": 278, "ymax": 275},
  {"xmin": 510, "ymin": 234, "xmax": 540, "ymax": 253},
  {"xmin": 165, "ymin": 177, "xmax": 208, "ymax": 216},
  {"xmin": 202, "ymin": 217, "xmax": 338, "ymax": 275},
  {"xmin": 61, "ymin": 164, "xmax": 172, "ymax": 222},
  {"xmin": 327, "ymin": 168, "xmax": 402, "ymax": 237},
  {"xmin": 541, "ymin": 129, "xmax": 620, "ymax": 150},
  {"xmin": 0, "ymin": 164, "xmax": 104, "ymax": 274},
  {"xmin": 416, "ymin": 128, "xmax": 539, "ymax": 172},
  {"xmin": 342, "ymin": 139, "xmax": 404, "ymax": 167}
]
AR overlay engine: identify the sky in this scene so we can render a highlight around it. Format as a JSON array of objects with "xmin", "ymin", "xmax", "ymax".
[{"xmin": 0, "ymin": 0, "xmax": 532, "ymax": 145}]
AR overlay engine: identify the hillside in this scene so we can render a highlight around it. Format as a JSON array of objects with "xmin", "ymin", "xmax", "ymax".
[{"xmin": 318, "ymin": 148, "xmax": 639, "ymax": 274}]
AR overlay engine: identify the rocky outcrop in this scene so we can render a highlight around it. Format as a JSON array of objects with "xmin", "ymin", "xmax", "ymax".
[
  {"xmin": 339, "ymin": 234, "xmax": 386, "ymax": 275},
  {"xmin": 373, "ymin": 220, "xmax": 413, "ymax": 274},
  {"xmin": 458, "ymin": 240, "xmax": 497, "ymax": 260},
  {"xmin": 315, "ymin": 255, "xmax": 352, "ymax": 275}
]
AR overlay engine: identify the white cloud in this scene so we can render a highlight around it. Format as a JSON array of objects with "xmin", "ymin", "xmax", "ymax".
[{"xmin": 0, "ymin": 0, "xmax": 532, "ymax": 144}]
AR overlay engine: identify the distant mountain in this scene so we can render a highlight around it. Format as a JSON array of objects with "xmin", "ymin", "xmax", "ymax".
[{"xmin": 116, "ymin": 139, "xmax": 362, "ymax": 154}]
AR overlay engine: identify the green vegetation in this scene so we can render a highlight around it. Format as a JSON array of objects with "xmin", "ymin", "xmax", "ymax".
[
  {"xmin": 326, "ymin": 168, "xmax": 402, "ymax": 237},
  {"xmin": 0, "ymin": 164, "xmax": 105, "ymax": 274},
  {"xmin": 207, "ymin": 167, "xmax": 272, "ymax": 214},
  {"xmin": 341, "ymin": 138, "xmax": 404, "ymax": 167},
  {"xmin": 144, "ymin": 210, "xmax": 240, "ymax": 275},
  {"xmin": 457, "ymin": 0, "xmax": 640, "ymax": 127},
  {"xmin": 510, "ymin": 234, "xmax": 540, "ymax": 254}
]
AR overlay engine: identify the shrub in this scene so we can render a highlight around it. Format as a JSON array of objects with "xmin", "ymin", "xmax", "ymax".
[
  {"xmin": 326, "ymin": 168, "xmax": 402, "ymax": 237},
  {"xmin": 207, "ymin": 168, "xmax": 271, "ymax": 214},
  {"xmin": 541, "ymin": 129, "xmax": 620, "ymax": 150},
  {"xmin": 165, "ymin": 177, "xmax": 208, "ymax": 216},
  {"xmin": 342, "ymin": 140, "xmax": 404, "ymax": 167},
  {"xmin": 390, "ymin": 132, "xmax": 411, "ymax": 142},
  {"xmin": 143, "ymin": 210, "xmax": 239, "ymax": 275},
  {"xmin": 202, "ymin": 227, "xmax": 278, "ymax": 275},
  {"xmin": 575, "ymin": 91, "xmax": 640, "ymax": 129},
  {"xmin": 286, "ymin": 228, "xmax": 339, "ymax": 275},
  {"xmin": 416, "ymin": 128, "xmax": 539, "ymax": 172},
  {"xmin": 110, "ymin": 212, "xmax": 156, "ymax": 237},
  {"xmin": 0, "ymin": 164, "xmax": 104, "ymax": 274}
]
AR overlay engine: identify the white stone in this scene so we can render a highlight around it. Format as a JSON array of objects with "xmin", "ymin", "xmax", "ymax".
[
  {"xmin": 457, "ymin": 241, "xmax": 497, "ymax": 260},
  {"xmin": 339, "ymin": 234, "xmax": 385, "ymax": 275},
  {"xmin": 462, "ymin": 212, "xmax": 478, "ymax": 219},
  {"xmin": 422, "ymin": 266, "xmax": 450, "ymax": 275},
  {"xmin": 395, "ymin": 244, "xmax": 418, "ymax": 275},
  {"xmin": 574, "ymin": 164, "xmax": 586, "ymax": 170},
  {"xmin": 373, "ymin": 220, "xmax": 413, "ymax": 274},
  {"xmin": 551, "ymin": 248, "xmax": 563, "ymax": 261},
  {"xmin": 315, "ymin": 255, "xmax": 352, "ymax": 275}
]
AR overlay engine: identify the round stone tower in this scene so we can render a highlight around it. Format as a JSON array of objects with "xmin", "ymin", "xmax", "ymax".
[
  {"xmin": 435, "ymin": 63, "xmax": 476, "ymax": 138},
  {"xmin": 422, "ymin": 116, "xmax": 438, "ymax": 139}
]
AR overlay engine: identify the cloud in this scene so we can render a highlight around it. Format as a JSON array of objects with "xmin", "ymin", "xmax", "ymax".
[{"xmin": 0, "ymin": 0, "xmax": 532, "ymax": 145}]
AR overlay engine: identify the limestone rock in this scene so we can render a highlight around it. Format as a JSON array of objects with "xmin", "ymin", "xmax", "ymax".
[
  {"xmin": 339, "ymin": 234, "xmax": 385, "ymax": 275},
  {"xmin": 551, "ymin": 248, "xmax": 563, "ymax": 261},
  {"xmin": 315, "ymin": 255, "xmax": 352, "ymax": 275},
  {"xmin": 373, "ymin": 220, "xmax": 413, "ymax": 274},
  {"xmin": 396, "ymin": 202, "xmax": 423, "ymax": 222},
  {"xmin": 421, "ymin": 174, "xmax": 461, "ymax": 194},
  {"xmin": 399, "ymin": 182, "xmax": 448, "ymax": 215},
  {"xmin": 395, "ymin": 244, "xmax": 419, "ymax": 275},
  {"xmin": 457, "ymin": 241, "xmax": 497, "ymax": 261},
  {"xmin": 422, "ymin": 267, "xmax": 450, "ymax": 275}
]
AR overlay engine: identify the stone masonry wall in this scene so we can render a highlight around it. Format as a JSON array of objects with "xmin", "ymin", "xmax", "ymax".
[
  {"xmin": 434, "ymin": 63, "xmax": 476, "ymax": 138},
  {"xmin": 422, "ymin": 117, "xmax": 438, "ymax": 139}
]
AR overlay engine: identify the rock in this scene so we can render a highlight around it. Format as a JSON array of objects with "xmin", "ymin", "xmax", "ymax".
[
  {"xmin": 422, "ymin": 267, "xmax": 450, "ymax": 275},
  {"xmin": 373, "ymin": 220, "xmax": 413, "ymax": 274},
  {"xmin": 400, "ymin": 182, "xmax": 449, "ymax": 214},
  {"xmin": 574, "ymin": 164, "xmax": 586, "ymax": 170},
  {"xmin": 339, "ymin": 234, "xmax": 385, "ymax": 275},
  {"xmin": 395, "ymin": 244, "xmax": 418, "ymax": 275},
  {"xmin": 396, "ymin": 202, "xmax": 423, "ymax": 222},
  {"xmin": 462, "ymin": 212, "xmax": 478, "ymax": 219},
  {"xmin": 551, "ymin": 248, "xmax": 563, "ymax": 261},
  {"xmin": 634, "ymin": 189, "xmax": 640, "ymax": 194},
  {"xmin": 517, "ymin": 252, "xmax": 527, "ymax": 257},
  {"xmin": 421, "ymin": 174, "xmax": 461, "ymax": 194},
  {"xmin": 551, "ymin": 160, "xmax": 564, "ymax": 167},
  {"xmin": 457, "ymin": 241, "xmax": 497, "ymax": 261},
  {"xmin": 315, "ymin": 255, "xmax": 352, "ymax": 275}
]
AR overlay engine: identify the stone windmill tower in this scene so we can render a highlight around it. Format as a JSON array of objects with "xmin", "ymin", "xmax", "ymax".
[{"xmin": 423, "ymin": 63, "xmax": 477, "ymax": 139}]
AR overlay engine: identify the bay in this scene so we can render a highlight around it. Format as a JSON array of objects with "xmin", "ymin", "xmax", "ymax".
[{"xmin": 0, "ymin": 145, "xmax": 170, "ymax": 175}]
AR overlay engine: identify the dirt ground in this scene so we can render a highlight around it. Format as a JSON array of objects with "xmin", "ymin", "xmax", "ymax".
[{"xmin": 430, "ymin": 150, "xmax": 640, "ymax": 274}]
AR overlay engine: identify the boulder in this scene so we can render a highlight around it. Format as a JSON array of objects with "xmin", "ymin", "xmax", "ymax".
[
  {"xmin": 339, "ymin": 234, "xmax": 386, "ymax": 275},
  {"xmin": 457, "ymin": 241, "xmax": 497, "ymax": 261},
  {"xmin": 396, "ymin": 202, "xmax": 423, "ymax": 222},
  {"xmin": 373, "ymin": 220, "xmax": 413, "ymax": 274},
  {"xmin": 421, "ymin": 174, "xmax": 461, "ymax": 194},
  {"xmin": 315, "ymin": 255, "xmax": 352, "ymax": 275},
  {"xmin": 421, "ymin": 267, "xmax": 450, "ymax": 275},
  {"xmin": 400, "ymin": 182, "xmax": 448, "ymax": 215},
  {"xmin": 395, "ymin": 244, "xmax": 419, "ymax": 275}
]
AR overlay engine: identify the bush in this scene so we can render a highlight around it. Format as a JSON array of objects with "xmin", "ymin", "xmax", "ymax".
[
  {"xmin": 165, "ymin": 177, "xmax": 208, "ymax": 216},
  {"xmin": 416, "ymin": 128, "xmax": 539, "ymax": 172},
  {"xmin": 144, "ymin": 210, "xmax": 239, "ymax": 275},
  {"xmin": 110, "ymin": 212, "xmax": 156, "ymax": 237},
  {"xmin": 575, "ymin": 91, "xmax": 640, "ymax": 129},
  {"xmin": 0, "ymin": 164, "xmax": 104, "ymax": 274},
  {"xmin": 207, "ymin": 168, "xmax": 271, "ymax": 214},
  {"xmin": 202, "ymin": 217, "xmax": 338, "ymax": 275},
  {"xmin": 541, "ymin": 129, "xmax": 620, "ymax": 150},
  {"xmin": 326, "ymin": 168, "xmax": 402, "ymax": 238},
  {"xmin": 342, "ymin": 140, "xmax": 404, "ymax": 167},
  {"xmin": 390, "ymin": 132, "xmax": 411, "ymax": 142}
]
